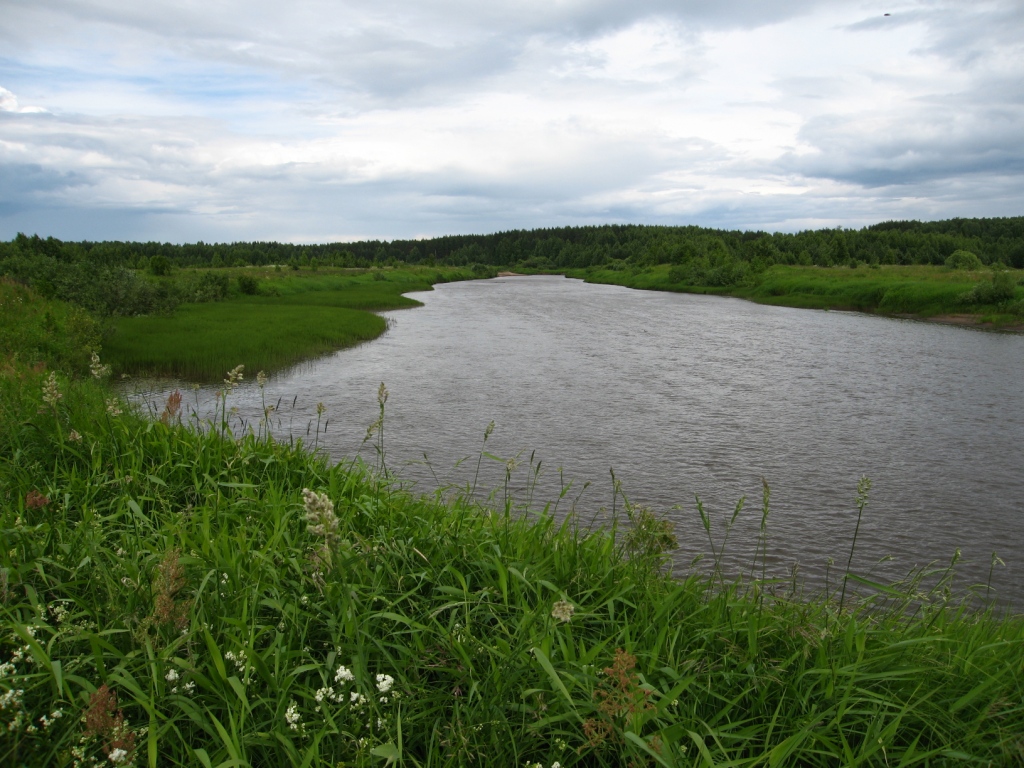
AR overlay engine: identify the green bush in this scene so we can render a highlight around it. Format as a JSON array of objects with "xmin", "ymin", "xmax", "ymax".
[
  {"xmin": 237, "ymin": 274, "xmax": 260, "ymax": 295},
  {"xmin": 148, "ymin": 254, "xmax": 172, "ymax": 276},
  {"xmin": 945, "ymin": 249, "xmax": 983, "ymax": 270},
  {"xmin": 961, "ymin": 270, "xmax": 1018, "ymax": 305}
]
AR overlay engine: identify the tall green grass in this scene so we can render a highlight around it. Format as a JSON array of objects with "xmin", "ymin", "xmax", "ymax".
[
  {"xmin": 735, "ymin": 265, "xmax": 988, "ymax": 315},
  {"xmin": 568, "ymin": 264, "xmax": 1024, "ymax": 326},
  {"xmin": 0, "ymin": 278, "xmax": 100, "ymax": 375},
  {"xmin": 2, "ymin": 358, "xmax": 1023, "ymax": 766},
  {"xmin": 103, "ymin": 302, "xmax": 388, "ymax": 381},
  {"xmin": 103, "ymin": 268, "xmax": 473, "ymax": 381}
]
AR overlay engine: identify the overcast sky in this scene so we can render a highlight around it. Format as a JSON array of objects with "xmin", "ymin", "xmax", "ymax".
[{"xmin": 1, "ymin": 0, "xmax": 1022, "ymax": 243}]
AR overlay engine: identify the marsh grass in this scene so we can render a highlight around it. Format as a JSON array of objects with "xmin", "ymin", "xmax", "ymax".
[
  {"xmin": 103, "ymin": 268, "xmax": 475, "ymax": 381},
  {"xmin": 2, "ymin": 357, "xmax": 1023, "ymax": 767},
  {"xmin": 571, "ymin": 264, "xmax": 1024, "ymax": 325},
  {"xmin": 103, "ymin": 302, "xmax": 388, "ymax": 381}
]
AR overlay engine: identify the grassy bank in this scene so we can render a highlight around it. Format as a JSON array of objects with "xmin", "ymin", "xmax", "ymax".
[
  {"xmin": 3, "ymin": 285, "xmax": 1024, "ymax": 767},
  {"xmin": 103, "ymin": 267, "xmax": 477, "ymax": 381},
  {"xmin": 568, "ymin": 264, "xmax": 1024, "ymax": 328}
]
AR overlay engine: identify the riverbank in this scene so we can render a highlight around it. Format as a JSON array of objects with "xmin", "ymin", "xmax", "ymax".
[
  {"xmin": 3, "ymin": 280, "xmax": 1024, "ymax": 766},
  {"xmin": 563, "ymin": 263, "xmax": 1024, "ymax": 331},
  {"xmin": 103, "ymin": 266, "xmax": 480, "ymax": 380}
]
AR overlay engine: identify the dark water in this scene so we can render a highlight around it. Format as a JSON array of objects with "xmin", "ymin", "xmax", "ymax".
[{"xmin": 131, "ymin": 276, "xmax": 1024, "ymax": 604}]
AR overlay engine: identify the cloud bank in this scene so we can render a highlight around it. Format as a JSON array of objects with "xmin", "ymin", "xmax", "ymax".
[{"xmin": 1, "ymin": 0, "xmax": 1022, "ymax": 241}]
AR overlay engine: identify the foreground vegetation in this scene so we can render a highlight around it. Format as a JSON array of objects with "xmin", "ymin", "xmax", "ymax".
[{"xmin": 3, "ymin": 274, "xmax": 1024, "ymax": 767}]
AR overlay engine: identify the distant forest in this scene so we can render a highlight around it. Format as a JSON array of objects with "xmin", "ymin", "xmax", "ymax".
[
  {"xmin": 5, "ymin": 217, "xmax": 1024, "ymax": 271},
  {"xmin": 3, "ymin": 217, "xmax": 1023, "ymax": 316}
]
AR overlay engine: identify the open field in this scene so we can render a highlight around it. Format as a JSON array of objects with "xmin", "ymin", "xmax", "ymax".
[{"xmin": 103, "ymin": 267, "xmax": 477, "ymax": 380}]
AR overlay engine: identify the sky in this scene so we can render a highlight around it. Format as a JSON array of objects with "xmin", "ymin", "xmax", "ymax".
[{"xmin": 1, "ymin": 0, "xmax": 1022, "ymax": 243}]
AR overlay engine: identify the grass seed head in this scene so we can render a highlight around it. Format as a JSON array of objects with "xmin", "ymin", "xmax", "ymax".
[
  {"xmin": 160, "ymin": 390, "xmax": 182, "ymax": 425},
  {"xmin": 223, "ymin": 364, "xmax": 244, "ymax": 389},
  {"xmin": 89, "ymin": 352, "xmax": 111, "ymax": 379},
  {"xmin": 41, "ymin": 371, "xmax": 62, "ymax": 408},
  {"xmin": 302, "ymin": 488, "xmax": 339, "ymax": 544},
  {"xmin": 551, "ymin": 600, "xmax": 575, "ymax": 623},
  {"xmin": 25, "ymin": 489, "xmax": 50, "ymax": 509}
]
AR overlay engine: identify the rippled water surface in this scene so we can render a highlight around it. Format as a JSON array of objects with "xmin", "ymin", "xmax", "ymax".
[{"xmin": 132, "ymin": 276, "xmax": 1024, "ymax": 603}]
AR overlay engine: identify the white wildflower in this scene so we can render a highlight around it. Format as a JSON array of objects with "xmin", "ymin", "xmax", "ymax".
[
  {"xmin": 256, "ymin": 370, "xmax": 268, "ymax": 388},
  {"xmin": 165, "ymin": 669, "xmax": 180, "ymax": 683},
  {"xmin": 68, "ymin": 429, "xmax": 82, "ymax": 442},
  {"xmin": 108, "ymin": 747, "xmax": 128, "ymax": 764},
  {"xmin": 105, "ymin": 398, "xmax": 123, "ymax": 417},
  {"xmin": 39, "ymin": 709, "xmax": 63, "ymax": 729},
  {"xmin": 375, "ymin": 673, "xmax": 394, "ymax": 694},
  {"xmin": 224, "ymin": 650, "xmax": 248, "ymax": 674},
  {"xmin": 0, "ymin": 688, "xmax": 24, "ymax": 710},
  {"xmin": 49, "ymin": 603, "xmax": 69, "ymax": 624},
  {"xmin": 285, "ymin": 700, "xmax": 301, "ymax": 731},
  {"xmin": 551, "ymin": 600, "xmax": 575, "ymax": 623},
  {"xmin": 334, "ymin": 665, "xmax": 354, "ymax": 684}
]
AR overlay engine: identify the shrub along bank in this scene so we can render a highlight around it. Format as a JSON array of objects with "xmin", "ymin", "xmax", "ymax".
[{"xmin": 2, "ymin": 284, "xmax": 1024, "ymax": 767}]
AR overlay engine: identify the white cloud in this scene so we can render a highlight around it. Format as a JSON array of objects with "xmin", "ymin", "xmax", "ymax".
[
  {"xmin": 0, "ymin": 87, "xmax": 47, "ymax": 114},
  {"xmin": 1, "ymin": 0, "xmax": 1022, "ymax": 241}
]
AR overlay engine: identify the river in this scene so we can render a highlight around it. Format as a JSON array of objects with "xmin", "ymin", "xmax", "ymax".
[{"xmin": 130, "ymin": 276, "xmax": 1024, "ymax": 605}]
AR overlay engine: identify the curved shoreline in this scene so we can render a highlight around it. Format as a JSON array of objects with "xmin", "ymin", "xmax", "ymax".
[{"xmin": 556, "ymin": 266, "xmax": 1024, "ymax": 334}]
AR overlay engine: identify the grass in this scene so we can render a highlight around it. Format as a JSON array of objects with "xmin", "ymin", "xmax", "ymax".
[
  {"xmin": 0, "ymin": 278, "xmax": 100, "ymax": 375},
  {"xmin": 567, "ymin": 264, "xmax": 1024, "ymax": 327},
  {"xmin": 103, "ymin": 267, "xmax": 475, "ymax": 380}
]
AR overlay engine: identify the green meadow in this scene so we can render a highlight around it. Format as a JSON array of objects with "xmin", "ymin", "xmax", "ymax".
[
  {"xmin": 569, "ymin": 264, "xmax": 1024, "ymax": 328},
  {"xmin": 103, "ymin": 267, "xmax": 476, "ymax": 381},
  {"xmin": 3, "ymin": 264, "xmax": 1024, "ymax": 767}
]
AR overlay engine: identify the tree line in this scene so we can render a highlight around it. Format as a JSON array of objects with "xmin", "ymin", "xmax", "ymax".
[{"xmin": 2, "ymin": 217, "xmax": 1022, "ymax": 314}]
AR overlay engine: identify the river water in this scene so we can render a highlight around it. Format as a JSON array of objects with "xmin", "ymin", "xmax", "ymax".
[{"xmin": 130, "ymin": 276, "xmax": 1024, "ymax": 605}]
